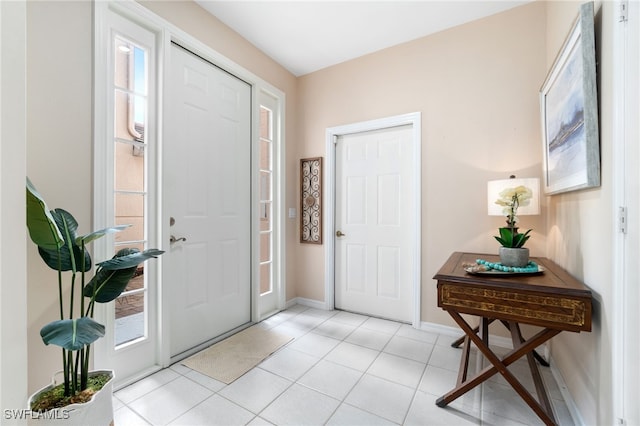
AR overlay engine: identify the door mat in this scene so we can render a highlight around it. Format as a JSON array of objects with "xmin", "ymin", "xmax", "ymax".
[{"xmin": 181, "ymin": 326, "xmax": 293, "ymax": 384}]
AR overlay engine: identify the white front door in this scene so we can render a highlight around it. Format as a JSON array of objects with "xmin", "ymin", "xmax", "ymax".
[
  {"xmin": 165, "ymin": 44, "xmax": 252, "ymax": 359},
  {"xmin": 334, "ymin": 125, "xmax": 417, "ymax": 322}
]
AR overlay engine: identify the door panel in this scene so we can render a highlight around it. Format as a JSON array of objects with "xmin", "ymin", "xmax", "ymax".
[
  {"xmin": 166, "ymin": 44, "xmax": 251, "ymax": 358},
  {"xmin": 335, "ymin": 125, "xmax": 415, "ymax": 322}
]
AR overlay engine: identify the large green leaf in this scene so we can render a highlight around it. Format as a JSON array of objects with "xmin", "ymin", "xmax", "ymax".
[
  {"xmin": 495, "ymin": 227, "xmax": 531, "ymax": 248},
  {"xmin": 36, "ymin": 209, "xmax": 91, "ymax": 272},
  {"xmin": 499, "ymin": 227, "xmax": 515, "ymax": 247},
  {"xmin": 98, "ymin": 249, "xmax": 164, "ymax": 270},
  {"xmin": 40, "ymin": 317, "xmax": 105, "ymax": 351},
  {"xmin": 26, "ymin": 178, "xmax": 64, "ymax": 251},
  {"xmin": 84, "ymin": 248, "xmax": 164, "ymax": 303},
  {"xmin": 83, "ymin": 267, "xmax": 137, "ymax": 303},
  {"xmin": 513, "ymin": 229, "xmax": 531, "ymax": 248},
  {"xmin": 38, "ymin": 244, "xmax": 91, "ymax": 272},
  {"xmin": 76, "ymin": 225, "xmax": 130, "ymax": 246}
]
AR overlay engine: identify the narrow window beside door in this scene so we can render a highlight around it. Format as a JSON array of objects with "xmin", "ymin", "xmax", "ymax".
[
  {"xmin": 259, "ymin": 106, "xmax": 274, "ymax": 296},
  {"xmin": 113, "ymin": 36, "xmax": 149, "ymax": 347}
]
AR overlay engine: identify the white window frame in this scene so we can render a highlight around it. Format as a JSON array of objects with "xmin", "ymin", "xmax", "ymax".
[
  {"xmin": 256, "ymin": 90, "xmax": 286, "ymax": 319},
  {"xmin": 93, "ymin": 2, "xmax": 162, "ymax": 384}
]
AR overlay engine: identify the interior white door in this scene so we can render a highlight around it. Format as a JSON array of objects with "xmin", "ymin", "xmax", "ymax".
[
  {"xmin": 165, "ymin": 44, "xmax": 251, "ymax": 358},
  {"xmin": 334, "ymin": 125, "xmax": 416, "ymax": 322}
]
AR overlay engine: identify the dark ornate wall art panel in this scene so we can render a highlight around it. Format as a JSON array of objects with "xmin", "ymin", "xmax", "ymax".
[{"xmin": 300, "ymin": 157, "xmax": 322, "ymax": 244}]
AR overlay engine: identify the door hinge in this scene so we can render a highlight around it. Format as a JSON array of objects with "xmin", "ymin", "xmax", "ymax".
[
  {"xmin": 619, "ymin": 0, "xmax": 628, "ymax": 22},
  {"xmin": 619, "ymin": 206, "xmax": 628, "ymax": 234}
]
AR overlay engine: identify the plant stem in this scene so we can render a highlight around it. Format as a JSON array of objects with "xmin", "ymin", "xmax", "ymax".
[
  {"xmin": 79, "ymin": 241, "xmax": 88, "ymax": 391},
  {"xmin": 69, "ymin": 273, "xmax": 75, "ymax": 320},
  {"xmin": 79, "ymin": 347, "xmax": 87, "ymax": 390},
  {"xmin": 80, "ymin": 241, "xmax": 86, "ymax": 322},
  {"xmin": 82, "ymin": 345, "xmax": 90, "ymax": 390},
  {"xmin": 67, "ymin": 350, "xmax": 75, "ymax": 395},
  {"xmin": 74, "ymin": 350, "xmax": 81, "ymax": 392},
  {"xmin": 57, "ymin": 269, "xmax": 64, "ymax": 320},
  {"xmin": 57, "ymin": 247, "xmax": 70, "ymax": 396},
  {"xmin": 62, "ymin": 349, "xmax": 69, "ymax": 396}
]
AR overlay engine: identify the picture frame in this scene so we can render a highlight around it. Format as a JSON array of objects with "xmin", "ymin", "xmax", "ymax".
[
  {"xmin": 539, "ymin": 1, "xmax": 600, "ymax": 195},
  {"xmin": 300, "ymin": 157, "xmax": 323, "ymax": 244}
]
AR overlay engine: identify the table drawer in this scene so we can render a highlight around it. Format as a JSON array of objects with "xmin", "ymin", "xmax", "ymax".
[{"xmin": 438, "ymin": 283, "xmax": 590, "ymax": 331}]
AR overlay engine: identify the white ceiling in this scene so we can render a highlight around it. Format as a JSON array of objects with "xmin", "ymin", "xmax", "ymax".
[{"xmin": 195, "ymin": 1, "xmax": 532, "ymax": 76}]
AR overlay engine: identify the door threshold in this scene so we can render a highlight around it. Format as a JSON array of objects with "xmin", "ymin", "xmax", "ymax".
[{"xmin": 169, "ymin": 322, "xmax": 254, "ymax": 364}]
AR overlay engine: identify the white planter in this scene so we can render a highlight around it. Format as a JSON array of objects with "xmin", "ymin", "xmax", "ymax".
[
  {"xmin": 499, "ymin": 247, "xmax": 530, "ymax": 267},
  {"xmin": 27, "ymin": 370, "xmax": 114, "ymax": 426}
]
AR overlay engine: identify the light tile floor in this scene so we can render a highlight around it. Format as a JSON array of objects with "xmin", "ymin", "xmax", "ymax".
[{"xmin": 113, "ymin": 305, "xmax": 575, "ymax": 425}]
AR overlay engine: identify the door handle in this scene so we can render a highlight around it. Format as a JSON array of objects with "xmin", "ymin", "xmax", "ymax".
[
  {"xmin": 336, "ymin": 230, "xmax": 346, "ymax": 237},
  {"xmin": 170, "ymin": 235, "xmax": 187, "ymax": 244}
]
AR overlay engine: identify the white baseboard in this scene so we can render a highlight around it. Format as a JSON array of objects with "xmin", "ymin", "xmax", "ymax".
[
  {"xmin": 285, "ymin": 297, "xmax": 328, "ymax": 311},
  {"xmin": 418, "ymin": 320, "xmax": 462, "ymax": 338},
  {"xmin": 282, "ymin": 303, "xmax": 541, "ymax": 353},
  {"xmin": 549, "ymin": 358, "xmax": 584, "ymax": 426},
  {"xmin": 418, "ymin": 320, "xmax": 521, "ymax": 351}
]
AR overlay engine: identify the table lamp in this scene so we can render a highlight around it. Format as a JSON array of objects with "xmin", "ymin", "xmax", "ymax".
[{"xmin": 487, "ymin": 175, "xmax": 540, "ymax": 225}]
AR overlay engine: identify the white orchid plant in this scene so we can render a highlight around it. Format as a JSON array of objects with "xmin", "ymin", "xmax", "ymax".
[{"xmin": 493, "ymin": 185, "xmax": 533, "ymax": 248}]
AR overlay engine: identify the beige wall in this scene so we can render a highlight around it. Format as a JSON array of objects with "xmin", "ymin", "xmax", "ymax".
[
  {"xmin": 544, "ymin": 2, "xmax": 613, "ymax": 424},
  {"xmin": 26, "ymin": 0, "xmax": 94, "ymax": 395},
  {"xmin": 1, "ymin": 0, "xmax": 28, "ymax": 411},
  {"xmin": 296, "ymin": 1, "xmax": 548, "ymax": 327}
]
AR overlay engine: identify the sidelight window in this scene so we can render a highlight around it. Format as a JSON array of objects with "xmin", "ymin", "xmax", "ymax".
[
  {"xmin": 259, "ymin": 106, "xmax": 274, "ymax": 296},
  {"xmin": 113, "ymin": 36, "xmax": 149, "ymax": 347}
]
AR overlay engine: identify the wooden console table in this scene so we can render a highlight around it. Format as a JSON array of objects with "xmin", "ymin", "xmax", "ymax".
[{"xmin": 433, "ymin": 252, "xmax": 592, "ymax": 426}]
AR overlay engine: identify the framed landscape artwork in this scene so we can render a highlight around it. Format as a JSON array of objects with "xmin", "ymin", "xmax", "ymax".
[{"xmin": 540, "ymin": 1, "xmax": 600, "ymax": 195}]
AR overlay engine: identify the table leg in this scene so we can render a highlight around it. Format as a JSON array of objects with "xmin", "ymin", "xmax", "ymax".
[
  {"xmin": 453, "ymin": 318, "xmax": 493, "ymax": 385},
  {"xmin": 480, "ymin": 317, "xmax": 489, "ymax": 346},
  {"xmin": 508, "ymin": 321, "xmax": 554, "ymax": 417},
  {"xmin": 456, "ymin": 334, "xmax": 471, "ymax": 385},
  {"xmin": 451, "ymin": 320, "xmax": 550, "ymax": 367},
  {"xmin": 436, "ymin": 311, "xmax": 560, "ymax": 426},
  {"xmin": 450, "ymin": 318, "xmax": 496, "ymax": 348},
  {"xmin": 500, "ymin": 319, "xmax": 550, "ymax": 367}
]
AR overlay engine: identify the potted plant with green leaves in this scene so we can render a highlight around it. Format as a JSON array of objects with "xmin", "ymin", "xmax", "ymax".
[
  {"xmin": 26, "ymin": 178, "xmax": 163, "ymax": 425},
  {"xmin": 493, "ymin": 184, "xmax": 533, "ymax": 267}
]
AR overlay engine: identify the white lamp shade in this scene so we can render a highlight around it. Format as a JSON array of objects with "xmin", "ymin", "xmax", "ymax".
[{"xmin": 487, "ymin": 177, "xmax": 540, "ymax": 216}]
